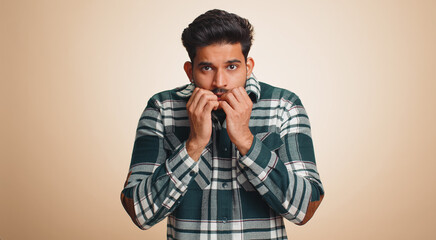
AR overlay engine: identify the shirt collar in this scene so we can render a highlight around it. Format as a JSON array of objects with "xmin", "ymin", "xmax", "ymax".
[{"xmin": 176, "ymin": 73, "xmax": 261, "ymax": 103}]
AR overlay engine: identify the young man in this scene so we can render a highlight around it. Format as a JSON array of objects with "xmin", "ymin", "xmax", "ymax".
[{"xmin": 121, "ymin": 9, "xmax": 324, "ymax": 239}]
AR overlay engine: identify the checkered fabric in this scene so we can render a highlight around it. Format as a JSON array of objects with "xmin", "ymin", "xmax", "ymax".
[{"xmin": 121, "ymin": 75, "xmax": 324, "ymax": 239}]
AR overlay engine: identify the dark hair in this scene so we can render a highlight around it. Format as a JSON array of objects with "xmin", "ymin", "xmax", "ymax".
[{"xmin": 181, "ymin": 9, "xmax": 254, "ymax": 63}]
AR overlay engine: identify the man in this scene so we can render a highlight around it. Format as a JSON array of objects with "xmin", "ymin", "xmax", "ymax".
[{"xmin": 121, "ymin": 9, "xmax": 324, "ymax": 239}]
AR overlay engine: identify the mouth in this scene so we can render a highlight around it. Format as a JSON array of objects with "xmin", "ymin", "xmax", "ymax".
[
  {"xmin": 212, "ymin": 89, "xmax": 228, "ymax": 101},
  {"xmin": 212, "ymin": 89, "xmax": 228, "ymax": 94}
]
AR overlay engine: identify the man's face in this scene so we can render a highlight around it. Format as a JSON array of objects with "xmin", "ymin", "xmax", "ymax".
[{"xmin": 184, "ymin": 43, "xmax": 254, "ymax": 100}]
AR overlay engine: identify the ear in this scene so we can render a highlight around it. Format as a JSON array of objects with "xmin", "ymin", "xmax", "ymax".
[
  {"xmin": 246, "ymin": 57, "xmax": 255, "ymax": 78},
  {"xmin": 183, "ymin": 61, "xmax": 193, "ymax": 83}
]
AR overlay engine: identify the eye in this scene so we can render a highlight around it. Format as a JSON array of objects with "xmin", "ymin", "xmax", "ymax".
[
  {"xmin": 201, "ymin": 66, "xmax": 212, "ymax": 71},
  {"xmin": 227, "ymin": 64, "xmax": 237, "ymax": 70}
]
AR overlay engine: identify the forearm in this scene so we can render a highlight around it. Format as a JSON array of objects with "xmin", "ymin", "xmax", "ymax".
[
  {"xmin": 238, "ymin": 134, "xmax": 324, "ymax": 224},
  {"xmin": 121, "ymin": 139, "xmax": 199, "ymax": 229}
]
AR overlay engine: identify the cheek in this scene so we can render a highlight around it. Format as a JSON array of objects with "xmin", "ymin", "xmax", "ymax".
[
  {"xmin": 231, "ymin": 73, "xmax": 247, "ymax": 87},
  {"xmin": 193, "ymin": 74, "xmax": 213, "ymax": 88}
]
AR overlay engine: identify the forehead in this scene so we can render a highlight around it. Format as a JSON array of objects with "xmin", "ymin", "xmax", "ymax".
[{"xmin": 194, "ymin": 43, "xmax": 244, "ymax": 64}]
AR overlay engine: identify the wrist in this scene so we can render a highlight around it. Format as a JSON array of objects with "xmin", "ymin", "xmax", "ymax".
[
  {"xmin": 186, "ymin": 138, "xmax": 205, "ymax": 161},
  {"xmin": 235, "ymin": 133, "xmax": 254, "ymax": 156}
]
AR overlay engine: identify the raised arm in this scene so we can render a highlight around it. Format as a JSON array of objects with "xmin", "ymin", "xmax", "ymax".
[
  {"xmin": 238, "ymin": 94, "xmax": 324, "ymax": 225},
  {"xmin": 120, "ymin": 97, "xmax": 199, "ymax": 230}
]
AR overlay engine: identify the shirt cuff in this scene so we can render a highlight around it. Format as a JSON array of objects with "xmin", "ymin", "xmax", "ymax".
[
  {"xmin": 239, "ymin": 136, "xmax": 279, "ymax": 182},
  {"xmin": 165, "ymin": 141, "xmax": 199, "ymax": 187}
]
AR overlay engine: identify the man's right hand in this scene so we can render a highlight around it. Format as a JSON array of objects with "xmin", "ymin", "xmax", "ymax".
[{"xmin": 186, "ymin": 88, "xmax": 219, "ymax": 161}]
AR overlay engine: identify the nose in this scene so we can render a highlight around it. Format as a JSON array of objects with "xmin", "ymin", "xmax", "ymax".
[{"xmin": 213, "ymin": 69, "xmax": 227, "ymax": 88}]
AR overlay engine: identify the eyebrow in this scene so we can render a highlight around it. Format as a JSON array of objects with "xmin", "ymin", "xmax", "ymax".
[
  {"xmin": 197, "ymin": 61, "xmax": 212, "ymax": 66},
  {"xmin": 197, "ymin": 59, "xmax": 242, "ymax": 66},
  {"xmin": 226, "ymin": 59, "xmax": 242, "ymax": 64}
]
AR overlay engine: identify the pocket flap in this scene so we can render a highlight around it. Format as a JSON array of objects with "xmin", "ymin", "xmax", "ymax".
[{"xmin": 255, "ymin": 131, "xmax": 283, "ymax": 151}]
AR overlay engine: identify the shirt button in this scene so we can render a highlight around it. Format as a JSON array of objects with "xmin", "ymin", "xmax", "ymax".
[
  {"xmin": 222, "ymin": 182, "xmax": 228, "ymax": 188},
  {"xmin": 222, "ymin": 217, "xmax": 228, "ymax": 223},
  {"xmin": 224, "ymin": 147, "xmax": 228, "ymax": 152},
  {"xmin": 189, "ymin": 171, "xmax": 195, "ymax": 176}
]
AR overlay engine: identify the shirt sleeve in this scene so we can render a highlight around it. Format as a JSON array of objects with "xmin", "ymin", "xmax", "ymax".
[
  {"xmin": 238, "ymin": 94, "xmax": 324, "ymax": 225},
  {"xmin": 120, "ymin": 97, "xmax": 199, "ymax": 230}
]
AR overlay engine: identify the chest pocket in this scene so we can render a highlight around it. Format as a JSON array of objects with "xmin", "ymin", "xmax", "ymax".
[
  {"xmin": 256, "ymin": 131, "xmax": 284, "ymax": 151},
  {"xmin": 237, "ymin": 131, "xmax": 284, "ymax": 192}
]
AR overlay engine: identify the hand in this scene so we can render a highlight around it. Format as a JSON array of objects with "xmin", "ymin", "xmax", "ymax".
[
  {"xmin": 219, "ymin": 87, "xmax": 254, "ymax": 155},
  {"xmin": 186, "ymin": 88, "xmax": 219, "ymax": 161}
]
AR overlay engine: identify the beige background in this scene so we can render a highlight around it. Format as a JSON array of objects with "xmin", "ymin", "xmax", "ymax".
[{"xmin": 1, "ymin": 0, "xmax": 435, "ymax": 239}]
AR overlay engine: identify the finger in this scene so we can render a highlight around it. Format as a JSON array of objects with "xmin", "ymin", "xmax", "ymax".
[
  {"xmin": 222, "ymin": 92, "xmax": 239, "ymax": 109},
  {"xmin": 187, "ymin": 87, "xmax": 200, "ymax": 109},
  {"xmin": 236, "ymin": 87, "xmax": 253, "ymax": 110},
  {"xmin": 230, "ymin": 87, "xmax": 246, "ymax": 104},
  {"xmin": 213, "ymin": 102, "xmax": 219, "ymax": 111},
  {"xmin": 196, "ymin": 94, "xmax": 218, "ymax": 112},
  {"xmin": 189, "ymin": 88, "xmax": 213, "ymax": 111},
  {"xmin": 237, "ymin": 87, "xmax": 251, "ymax": 104},
  {"xmin": 204, "ymin": 100, "xmax": 220, "ymax": 113},
  {"xmin": 220, "ymin": 100, "xmax": 234, "ymax": 115}
]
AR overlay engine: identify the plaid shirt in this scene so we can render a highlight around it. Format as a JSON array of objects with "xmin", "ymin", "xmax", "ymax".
[{"xmin": 121, "ymin": 75, "xmax": 324, "ymax": 239}]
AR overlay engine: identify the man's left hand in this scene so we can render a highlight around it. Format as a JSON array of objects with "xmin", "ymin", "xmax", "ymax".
[{"xmin": 219, "ymin": 87, "xmax": 254, "ymax": 156}]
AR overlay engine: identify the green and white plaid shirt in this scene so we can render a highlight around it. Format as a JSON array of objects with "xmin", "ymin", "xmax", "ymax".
[{"xmin": 121, "ymin": 75, "xmax": 324, "ymax": 239}]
